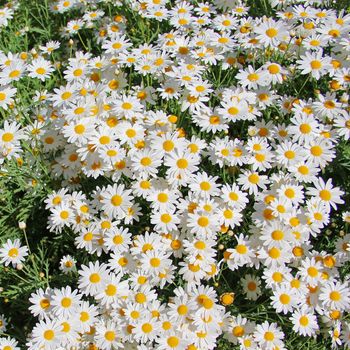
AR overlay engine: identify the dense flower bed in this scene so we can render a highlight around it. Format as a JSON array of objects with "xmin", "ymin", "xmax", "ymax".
[{"xmin": 0, "ymin": 0, "xmax": 349, "ymax": 349}]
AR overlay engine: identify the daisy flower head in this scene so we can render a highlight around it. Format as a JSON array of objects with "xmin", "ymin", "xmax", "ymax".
[
  {"xmin": 108, "ymin": 251, "xmax": 136, "ymax": 275},
  {"xmin": 0, "ymin": 7, "xmax": 14, "ymax": 28},
  {"xmin": 156, "ymin": 331, "xmax": 190, "ymax": 350},
  {"xmin": 298, "ymin": 257, "xmax": 324, "ymax": 286},
  {"xmin": 130, "ymin": 148, "xmax": 163, "ymax": 178},
  {"xmin": 187, "ymin": 209, "xmax": 220, "ymax": 238},
  {"xmin": 226, "ymin": 314, "xmax": 255, "ymax": 345},
  {"xmin": 0, "ymin": 336, "xmax": 20, "ymax": 350},
  {"xmin": 218, "ymin": 97, "xmax": 249, "ymax": 122},
  {"xmin": 95, "ymin": 272, "xmax": 129, "ymax": 308},
  {"xmin": 133, "ymin": 316, "xmax": 161, "ymax": 343},
  {"xmin": 62, "ymin": 118, "xmax": 95, "ymax": 145},
  {"xmin": 188, "ymin": 171, "xmax": 220, "ymax": 199},
  {"xmin": 51, "ymin": 286, "xmax": 81, "ymax": 318},
  {"xmin": 290, "ymin": 161, "xmax": 320, "ymax": 183},
  {"xmin": 237, "ymin": 170, "xmax": 270, "ymax": 196},
  {"xmin": 313, "ymin": 93, "xmax": 343, "ymax": 120},
  {"xmin": 140, "ymin": 249, "xmax": 172, "ymax": 277},
  {"xmin": 255, "ymin": 19, "xmax": 289, "ymax": 47},
  {"xmin": 29, "ymin": 287, "xmax": 53, "ymax": 319},
  {"xmin": 0, "ymin": 239, "xmax": 28, "ymax": 267},
  {"xmin": 0, "ymin": 314, "xmax": 7, "ymax": 333},
  {"xmin": 104, "ymin": 226, "xmax": 131, "ymax": 253},
  {"xmin": 30, "ymin": 319, "xmax": 63, "ymax": 350},
  {"xmin": 236, "ymin": 65, "xmax": 269, "ymax": 90},
  {"xmin": 258, "ymin": 244, "xmax": 292, "ymax": 268},
  {"xmin": 0, "ymin": 120, "xmax": 25, "ymax": 148},
  {"xmin": 0, "ymin": 61, "xmax": 26, "ymax": 85},
  {"xmin": 290, "ymin": 306, "xmax": 319, "ymax": 337},
  {"xmin": 59, "ymin": 255, "xmax": 76, "ymax": 273},
  {"xmin": 253, "ymin": 321, "xmax": 285, "ymax": 349},
  {"xmin": 319, "ymin": 280, "xmax": 350, "ymax": 312},
  {"xmin": 192, "ymin": 108, "xmax": 229, "ymax": 134},
  {"xmin": 333, "ymin": 113, "xmax": 350, "ymax": 140},
  {"xmin": 305, "ymin": 138, "xmax": 336, "ymax": 168},
  {"xmin": 306, "ymin": 178, "xmax": 344, "ymax": 211},
  {"xmin": 151, "ymin": 209, "xmax": 180, "ymax": 233},
  {"xmin": 226, "ymin": 234, "xmax": 255, "ymax": 270},
  {"xmin": 221, "ymin": 183, "xmax": 249, "ymax": 209},
  {"xmin": 78, "ymin": 261, "xmax": 110, "ymax": 296},
  {"xmin": 113, "ymin": 93, "xmax": 144, "ymax": 119},
  {"xmin": 342, "ymin": 212, "xmax": 350, "ymax": 224},
  {"xmin": 270, "ymin": 284, "xmax": 298, "ymax": 314},
  {"xmin": 275, "ymin": 141, "xmax": 306, "ymax": 168},
  {"xmin": 39, "ymin": 40, "xmax": 60, "ymax": 55},
  {"xmin": 241, "ymin": 274, "xmax": 262, "ymax": 301},
  {"xmin": 263, "ymin": 61, "xmax": 287, "ymax": 85},
  {"xmin": 297, "ymin": 50, "xmax": 332, "ymax": 80},
  {"xmin": 165, "ymin": 150, "xmax": 200, "ymax": 186},
  {"xmin": 27, "ymin": 57, "xmax": 54, "ymax": 81},
  {"xmin": 148, "ymin": 185, "xmax": 179, "ymax": 212},
  {"xmin": 0, "ymin": 86, "xmax": 16, "ymax": 110},
  {"xmin": 48, "ymin": 203, "xmax": 75, "ymax": 232},
  {"xmin": 95, "ymin": 319, "xmax": 123, "ymax": 350},
  {"xmin": 100, "ymin": 183, "xmax": 133, "ymax": 220},
  {"xmin": 288, "ymin": 113, "xmax": 321, "ymax": 144}
]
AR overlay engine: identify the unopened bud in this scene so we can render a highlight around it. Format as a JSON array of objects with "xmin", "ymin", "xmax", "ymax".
[{"xmin": 18, "ymin": 221, "xmax": 26, "ymax": 230}]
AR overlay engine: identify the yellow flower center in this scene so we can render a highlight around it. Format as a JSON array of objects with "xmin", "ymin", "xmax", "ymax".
[
  {"xmin": 105, "ymin": 331, "xmax": 116, "ymax": 341},
  {"xmin": 142, "ymin": 323, "xmax": 153, "ymax": 333},
  {"xmin": 197, "ymin": 216, "xmax": 209, "ymax": 227},
  {"xmin": 111, "ymin": 195, "xmax": 123, "ymax": 206},
  {"xmin": 61, "ymin": 297, "xmax": 72, "ymax": 308},
  {"xmin": 167, "ymin": 336, "xmax": 179, "ymax": 348},
  {"xmin": 248, "ymin": 173, "xmax": 259, "ymax": 184},
  {"xmin": 177, "ymin": 304, "xmax": 188, "ymax": 315},
  {"xmin": 279, "ymin": 293, "xmax": 290, "ymax": 304},
  {"xmin": 150, "ymin": 257, "xmax": 160, "ymax": 267},
  {"xmin": 272, "ymin": 230, "xmax": 284, "ymax": 240},
  {"xmin": 310, "ymin": 146, "xmax": 322, "ymax": 156},
  {"xmin": 43, "ymin": 330, "xmax": 55, "ymax": 341},
  {"xmin": 74, "ymin": 124, "xmax": 85, "ymax": 134},
  {"xmin": 330, "ymin": 291, "xmax": 341, "ymax": 301},
  {"xmin": 2, "ymin": 132, "xmax": 14, "ymax": 142},
  {"xmin": 105, "ymin": 284, "xmax": 117, "ymax": 296},
  {"xmin": 266, "ymin": 28, "xmax": 278, "ymax": 38},
  {"xmin": 307, "ymin": 267, "xmax": 318, "ymax": 277},
  {"xmin": 36, "ymin": 67, "xmax": 46, "ymax": 75},
  {"xmin": 264, "ymin": 331, "xmax": 275, "ymax": 341},
  {"xmin": 310, "ymin": 60, "xmax": 322, "ymax": 69},
  {"xmin": 177, "ymin": 158, "xmax": 188, "ymax": 169},
  {"xmin": 319, "ymin": 189, "xmax": 331, "ymax": 201},
  {"xmin": 236, "ymin": 244, "xmax": 247, "ymax": 254},
  {"xmin": 299, "ymin": 316, "xmax": 309, "ymax": 326},
  {"xmin": 40, "ymin": 298, "xmax": 50, "ymax": 309},
  {"xmin": 89, "ymin": 273, "xmax": 101, "ymax": 283},
  {"xmin": 161, "ymin": 213, "xmax": 171, "ymax": 223}
]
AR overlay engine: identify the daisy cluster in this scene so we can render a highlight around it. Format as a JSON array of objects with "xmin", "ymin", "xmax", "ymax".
[{"xmin": 0, "ymin": 0, "xmax": 350, "ymax": 349}]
